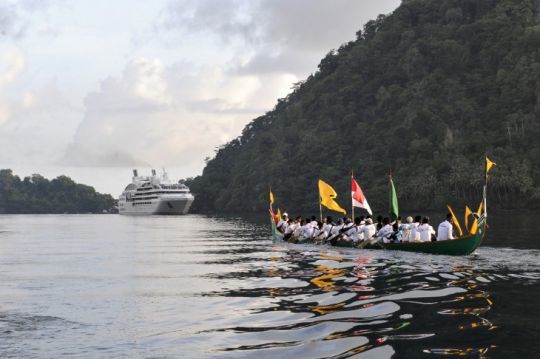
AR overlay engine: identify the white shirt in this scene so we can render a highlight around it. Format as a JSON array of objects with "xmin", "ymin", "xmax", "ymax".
[
  {"xmin": 362, "ymin": 224, "xmax": 376, "ymax": 241},
  {"xmin": 418, "ymin": 223, "xmax": 435, "ymax": 242},
  {"xmin": 410, "ymin": 222, "xmax": 421, "ymax": 241},
  {"xmin": 437, "ymin": 220, "xmax": 454, "ymax": 241},
  {"xmin": 331, "ymin": 224, "xmax": 344, "ymax": 237},
  {"xmin": 377, "ymin": 224, "xmax": 394, "ymax": 243},
  {"xmin": 277, "ymin": 220, "xmax": 288, "ymax": 233},
  {"xmin": 400, "ymin": 223, "xmax": 411, "ymax": 241},
  {"xmin": 342, "ymin": 224, "xmax": 357, "ymax": 241},
  {"xmin": 300, "ymin": 224, "xmax": 314, "ymax": 238},
  {"xmin": 285, "ymin": 223, "xmax": 297, "ymax": 235},
  {"xmin": 322, "ymin": 223, "xmax": 333, "ymax": 236}
]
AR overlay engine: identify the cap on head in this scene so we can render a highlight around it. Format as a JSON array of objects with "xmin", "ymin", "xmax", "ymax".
[
  {"xmin": 366, "ymin": 218, "xmax": 373, "ymax": 224},
  {"xmin": 406, "ymin": 216, "xmax": 413, "ymax": 223}
]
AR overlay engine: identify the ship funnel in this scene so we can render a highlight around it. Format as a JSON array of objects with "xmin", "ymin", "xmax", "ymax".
[
  {"xmin": 133, "ymin": 169, "xmax": 138, "ymax": 177},
  {"xmin": 151, "ymin": 169, "xmax": 156, "ymax": 176}
]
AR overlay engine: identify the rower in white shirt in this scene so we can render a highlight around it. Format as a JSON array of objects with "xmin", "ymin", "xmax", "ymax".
[
  {"xmin": 276, "ymin": 213, "xmax": 289, "ymax": 234},
  {"xmin": 409, "ymin": 215, "xmax": 422, "ymax": 242},
  {"xmin": 376, "ymin": 217, "xmax": 394, "ymax": 243},
  {"xmin": 300, "ymin": 220, "xmax": 314, "ymax": 239},
  {"xmin": 322, "ymin": 216, "xmax": 334, "ymax": 238},
  {"xmin": 437, "ymin": 213, "xmax": 454, "ymax": 241},
  {"xmin": 418, "ymin": 217, "xmax": 436, "ymax": 242},
  {"xmin": 400, "ymin": 216, "xmax": 413, "ymax": 242},
  {"xmin": 362, "ymin": 218, "xmax": 376, "ymax": 241},
  {"xmin": 343, "ymin": 217, "xmax": 362, "ymax": 243},
  {"xmin": 330, "ymin": 219, "xmax": 344, "ymax": 237}
]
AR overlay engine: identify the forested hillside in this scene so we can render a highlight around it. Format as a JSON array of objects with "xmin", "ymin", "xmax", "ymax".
[
  {"xmin": 187, "ymin": 0, "xmax": 540, "ymax": 214},
  {"xmin": 0, "ymin": 169, "xmax": 115, "ymax": 214}
]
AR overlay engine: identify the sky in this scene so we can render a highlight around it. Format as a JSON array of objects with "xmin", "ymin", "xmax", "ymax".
[{"xmin": 0, "ymin": 0, "xmax": 401, "ymax": 195}]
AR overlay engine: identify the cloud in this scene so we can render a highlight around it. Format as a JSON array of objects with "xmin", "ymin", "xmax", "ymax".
[
  {"xmin": 0, "ymin": 0, "xmax": 55, "ymax": 39},
  {"xmin": 162, "ymin": 0, "xmax": 401, "ymax": 77},
  {"xmin": 62, "ymin": 57, "xmax": 285, "ymax": 167}
]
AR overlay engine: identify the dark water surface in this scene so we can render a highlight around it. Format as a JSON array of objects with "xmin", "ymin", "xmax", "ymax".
[{"xmin": 0, "ymin": 214, "xmax": 539, "ymax": 358}]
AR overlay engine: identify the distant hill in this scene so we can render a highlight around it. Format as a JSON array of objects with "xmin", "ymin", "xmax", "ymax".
[
  {"xmin": 0, "ymin": 169, "xmax": 115, "ymax": 214},
  {"xmin": 187, "ymin": 0, "xmax": 540, "ymax": 214}
]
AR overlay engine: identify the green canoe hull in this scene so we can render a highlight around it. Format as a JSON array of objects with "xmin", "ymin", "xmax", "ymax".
[{"xmin": 271, "ymin": 219, "xmax": 486, "ymax": 256}]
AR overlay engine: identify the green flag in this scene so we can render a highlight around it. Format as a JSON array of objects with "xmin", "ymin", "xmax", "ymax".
[{"xmin": 389, "ymin": 177, "xmax": 399, "ymax": 221}]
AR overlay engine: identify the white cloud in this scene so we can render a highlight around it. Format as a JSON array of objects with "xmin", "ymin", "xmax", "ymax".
[
  {"xmin": 62, "ymin": 57, "xmax": 282, "ymax": 167},
  {"xmin": 0, "ymin": 46, "xmax": 25, "ymax": 85},
  {"xmin": 0, "ymin": 0, "xmax": 57, "ymax": 39}
]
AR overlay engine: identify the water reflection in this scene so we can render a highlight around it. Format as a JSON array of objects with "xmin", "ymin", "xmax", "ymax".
[{"xmin": 200, "ymin": 236, "xmax": 540, "ymax": 358}]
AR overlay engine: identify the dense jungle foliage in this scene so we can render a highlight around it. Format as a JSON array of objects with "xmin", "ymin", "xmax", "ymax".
[
  {"xmin": 187, "ymin": 0, "xmax": 540, "ymax": 214},
  {"xmin": 0, "ymin": 169, "xmax": 115, "ymax": 214}
]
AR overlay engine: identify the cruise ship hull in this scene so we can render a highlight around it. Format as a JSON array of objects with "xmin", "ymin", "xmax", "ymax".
[{"xmin": 118, "ymin": 197, "xmax": 194, "ymax": 215}]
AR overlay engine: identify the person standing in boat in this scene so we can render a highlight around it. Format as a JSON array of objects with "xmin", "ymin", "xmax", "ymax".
[
  {"xmin": 437, "ymin": 213, "xmax": 454, "ymax": 241},
  {"xmin": 418, "ymin": 217, "xmax": 436, "ymax": 242}
]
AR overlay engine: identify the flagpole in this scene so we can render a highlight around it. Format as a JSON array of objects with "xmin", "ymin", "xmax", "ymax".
[
  {"xmin": 351, "ymin": 170, "xmax": 354, "ymax": 220},
  {"xmin": 318, "ymin": 178, "xmax": 323, "ymax": 222},
  {"xmin": 388, "ymin": 172, "xmax": 391, "ymax": 220}
]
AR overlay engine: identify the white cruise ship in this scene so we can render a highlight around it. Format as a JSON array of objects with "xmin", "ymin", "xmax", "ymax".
[{"xmin": 118, "ymin": 169, "xmax": 194, "ymax": 215}]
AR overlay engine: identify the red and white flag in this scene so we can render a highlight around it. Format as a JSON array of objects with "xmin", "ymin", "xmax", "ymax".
[{"xmin": 351, "ymin": 177, "xmax": 372, "ymax": 215}]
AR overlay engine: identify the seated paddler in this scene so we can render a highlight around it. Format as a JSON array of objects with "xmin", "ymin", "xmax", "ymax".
[
  {"xmin": 362, "ymin": 217, "xmax": 376, "ymax": 241},
  {"xmin": 276, "ymin": 213, "xmax": 289, "ymax": 234},
  {"xmin": 376, "ymin": 217, "xmax": 393, "ymax": 243},
  {"xmin": 436, "ymin": 213, "xmax": 454, "ymax": 241},
  {"xmin": 418, "ymin": 217, "xmax": 436, "ymax": 242}
]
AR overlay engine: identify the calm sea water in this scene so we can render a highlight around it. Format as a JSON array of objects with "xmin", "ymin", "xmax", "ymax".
[{"xmin": 0, "ymin": 214, "xmax": 539, "ymax": 358}]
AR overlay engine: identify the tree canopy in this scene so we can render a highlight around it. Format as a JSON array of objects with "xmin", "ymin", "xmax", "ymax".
[
  {"xmin": 187, "ymin": 0, "xmax": 540, "ymax": 214},
  {"xmin": 0, "ymin": 169, "xmax": 115, "ymax": 214}
]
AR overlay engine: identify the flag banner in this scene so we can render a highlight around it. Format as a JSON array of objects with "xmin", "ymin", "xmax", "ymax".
[
  {"xmin": 389, "ymin": 177, "xmax": 399, "ymax": 221},
  {"xmin": 269, "ymin": 208, "xmax": 278, "ymax": 224},
  {"xmin": 318, "ymin": 179, "xmax": 346, "ymax": 214},
  {"xmin": 464, "ymin": 206, "xmax": 472, "ymax": 232},
  {"xmin": 351, "ymin": 177, "xmax": 373, "ymax": 215},
  {"xmin": 470, "ymin": 200, "xmax": 484, "ymax": 234},
  {"xmin": 269, "ymin": 190, "xmax": 275, "ymax": 205},
  {"xmin": 486, "ymin": 156, "xmax": 496, "ymax": 176},
  {"xmin": 276, "ymin": 208, "xmax": 281, "ymax": 221},
  {"xmin": 447, "ymin": 205, "xmax": 463, "ymax": 236}
]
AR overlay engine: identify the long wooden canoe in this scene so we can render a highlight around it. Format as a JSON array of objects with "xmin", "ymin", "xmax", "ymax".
[{"xmin": 271, "ymin": 218, "xmax": 486, "ymax": 256}]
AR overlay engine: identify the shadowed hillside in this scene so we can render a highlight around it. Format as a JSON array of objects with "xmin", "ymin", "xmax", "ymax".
[{"xmin": 187, "ymin": 0, "xmax": 540, "ymax": 213}]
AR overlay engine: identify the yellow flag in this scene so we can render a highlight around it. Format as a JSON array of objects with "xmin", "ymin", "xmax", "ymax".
[
  {"xmin": 276, "ymin": 208, "xmax": 281, "ymax": 220},
  {"xmin": 318, "ymin": 179, "xmax": 346, "ymax": 214},
  {"xmin": 470, "ymin": 200, "xmax": 484, "ymax": 234},
  {"xmin": 486, "ymin": 156, "xmax": 496, "ymax": 176},
  {"xmin": 464, "ymin": 206, "xmax": 472, "ymax": 232},
  {"xmin": 269, "ymin": 190, "xmax": 274, "ymax": 205},
  {"xmin": 446, "ymin": 205, "xmax": 463, "ymax": 236}
]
